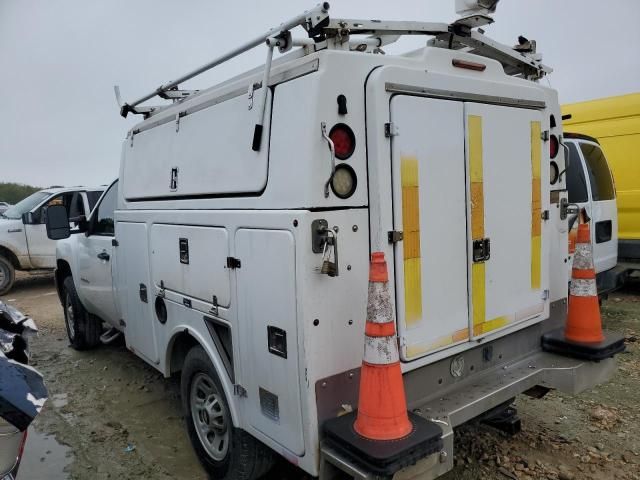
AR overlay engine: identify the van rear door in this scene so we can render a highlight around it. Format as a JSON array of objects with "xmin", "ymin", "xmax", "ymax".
[{"xmin": 390, "ymin": 96, "xmax": 549, "ymax": 362}]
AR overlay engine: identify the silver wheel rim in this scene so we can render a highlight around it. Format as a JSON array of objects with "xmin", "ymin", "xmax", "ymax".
[
  {"xmin": 190, "ymin": 372, "xmax": 229, "ymax": 461},
  {"xmin": 65, "ymin": 292, "xmax": 76, "ymax": 340}
]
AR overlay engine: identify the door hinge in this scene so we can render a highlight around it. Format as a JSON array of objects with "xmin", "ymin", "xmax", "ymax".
[
  {"xmin": 541, "ymin": 210, "xmax": 550, "ymax": 220},
  {"xmin": 388, "ymin": 231, "xmax": 404, "ymax": 243},
  {"xmin": 226, "ymin": 257, "xmax": 241, "ymax": 269},
  {"xmin": 542, "ymin": 289, "xmax": 550, "ymax": 301},
  {"xmin": 234, "ymin": 384, "xmax": 247, "ymax": 397},
  {"xmin": 540, "ymin": 130, "xmax": 550, "ymax": 141},
  {"xmin": 473, "ymin": 238, "xmax": 491, "ymax": 263},
  {"xmin": 112, "ymin": 239, "xmax": 119, "ymax": 247},
  {"xmin": 384, "ymin": 122, "xmax": 399, "ymax": 138}
]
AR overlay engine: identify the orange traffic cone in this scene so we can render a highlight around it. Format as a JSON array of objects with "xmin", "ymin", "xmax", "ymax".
[
  {"xmin": 565, "ymin": 220, "xmax": 604, "ymax": 343},
  {"xmin": 542, "ymin": 209, "xmax": 624, "ymax": 361},
  {"xmin": 322, "ymin": 252, "xmax": 443, "ymax": 476},
  {"xmin": 353, "ymin": 252, "xmax": 412, "ymax": 440}
]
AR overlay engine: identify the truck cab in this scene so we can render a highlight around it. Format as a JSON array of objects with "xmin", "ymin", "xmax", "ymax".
[{"xmin": 0, "ymin": 186, "xmax": 104, "ymax": 294}]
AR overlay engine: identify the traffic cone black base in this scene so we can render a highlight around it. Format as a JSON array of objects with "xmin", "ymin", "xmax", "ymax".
[
  {"xmin": 323, "ymin": 411, "xmax": 443, "ymax": 477},
  {"xmin": 542, "ymin": 328, "xmax": 625, "ymax": 361}
]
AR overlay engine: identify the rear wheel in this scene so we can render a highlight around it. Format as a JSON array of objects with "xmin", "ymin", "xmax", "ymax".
[
  {"xmin": 62, "ymin": 276, "xmax": 102, "ymax": 350},
  {"xmin": 181, "ymin": 345, "xmax": 274, "ymax": 480},
  {"xmin": 0, "ymin": 255, "xmax": 15, "ymax": 295}
]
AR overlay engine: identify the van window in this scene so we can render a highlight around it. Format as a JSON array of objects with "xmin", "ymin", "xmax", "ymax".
[
  {"xmin": 92, "ymin": 183, "xmax": 117, "ymax": 236},
  {"xmin": 566, "ymin": 143, "xmax": 588, "ymax": 204},
  {"xmin": 580, "ymin": 143, "xmax": 615, "ymax": 201}
]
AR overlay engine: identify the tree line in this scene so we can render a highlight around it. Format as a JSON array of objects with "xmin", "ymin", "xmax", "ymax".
[{"xmin": 0, "ymin": 182, "xmax": 41, "ymax": 204}]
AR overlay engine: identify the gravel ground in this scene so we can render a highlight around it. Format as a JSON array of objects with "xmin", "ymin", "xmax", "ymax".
[{"xmin": 2, "ymin": 272, "xmax": 639, "ymax": 480}]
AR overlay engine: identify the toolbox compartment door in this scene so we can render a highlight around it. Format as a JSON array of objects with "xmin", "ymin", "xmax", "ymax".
[
  {"xmin": 235, "ymin": 229, "xmax": 304, "ymax": 455},
  {"xmin": 391, "ymin": 96, "xmax": 471, "ymax": 361},
  {"xmin": 122, "ymin": 91, "xmax": 272, "ymax": 200}
]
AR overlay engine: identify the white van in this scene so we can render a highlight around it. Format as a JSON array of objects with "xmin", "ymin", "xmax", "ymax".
[
  {"xmin": 47, "ymin": 3, "xmax": 622, "ymax": 479},
  {"xmin": 563, "ymin": 133, "xmax": 620, "ymax": 293}
]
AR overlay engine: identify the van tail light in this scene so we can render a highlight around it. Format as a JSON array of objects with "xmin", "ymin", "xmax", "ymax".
[
  {"xmin": 550, "ymin": 134, "xmax": 559, "ymax": 159},
  {"xmin": 329, "ymin": 124, "xmax": 356, "ymax": 160}
]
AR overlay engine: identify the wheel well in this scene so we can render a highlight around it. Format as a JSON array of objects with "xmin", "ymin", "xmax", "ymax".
[
  {"xmin": 169, "ymin": 331, "xmax": 200, "ymax": 376},
  {"xmin": 55, "ymin": 260, "xmax": 72, "ymax": 301},
  {"xmin": 0, "ymin": 246, "xmax": 20, "ymax": 269}
]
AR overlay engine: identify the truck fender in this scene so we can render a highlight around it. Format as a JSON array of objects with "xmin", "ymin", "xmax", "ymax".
[{"xmin": 165, "ymin": 326, "xmax": 240, "ymax": 427}]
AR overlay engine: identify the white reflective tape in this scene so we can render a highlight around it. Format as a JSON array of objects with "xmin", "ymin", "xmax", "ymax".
[
  {"xmin": 366, "ymin": 282, "xmax": 394, "ymax": 324},
  {"xmin": 363, "ymin": 335, "xmax": 400, "ymax": 364},
  {"xmin": 570, "ymin": 278, "xmax": 597, "ymax": 297},
  {"xmin": 572, "ymin": 243, "xmax": 594, "ymax": 270}
]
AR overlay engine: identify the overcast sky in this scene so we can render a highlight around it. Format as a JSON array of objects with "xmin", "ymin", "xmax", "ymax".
[{"xmin": 1, "ymin": 0, "xmax": 638, "ymax": 188}]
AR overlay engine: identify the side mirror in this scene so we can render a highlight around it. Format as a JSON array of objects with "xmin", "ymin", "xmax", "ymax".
[
  {"xmin": 21, "ymin": 212, "xmax": 34, "ymax": 225},
  {"xmin": 45, "ymin": 205, "xmax": 71, "ymax": 240}
]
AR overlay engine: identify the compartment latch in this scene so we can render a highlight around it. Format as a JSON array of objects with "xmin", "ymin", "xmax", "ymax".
[{"xmin": 473, "ymin": 238, "xmax": 491, "ymax": 263}]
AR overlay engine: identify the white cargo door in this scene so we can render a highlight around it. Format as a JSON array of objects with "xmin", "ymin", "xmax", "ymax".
[
  {"xmin": 391, "ymin": 96, "xmax": 470, "ymax": 361},
  {"xmin": 235, "ymin": 229, "xmax": 304, "ymax": 455},
  {"xmin": 465, "ymin": 103, "xmax": 548, "ymax": 339}
]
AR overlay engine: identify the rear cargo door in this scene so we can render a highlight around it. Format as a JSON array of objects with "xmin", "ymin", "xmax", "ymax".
[
  {"xmin": 390, "ymin": 96, "xmax": 549, "ymax": 362},
  {"xmin": 464, "ymin": 103, "xmax": 548, "ymax": 340},
  {"xmin": 391, "ymin": 96, "xmax": 470, "ymax": 361}
]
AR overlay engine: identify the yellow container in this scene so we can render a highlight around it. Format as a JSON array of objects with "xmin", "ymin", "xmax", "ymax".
[{"xmin": 562, "ymin": 93, "xmax": 640, "ymax": 249}]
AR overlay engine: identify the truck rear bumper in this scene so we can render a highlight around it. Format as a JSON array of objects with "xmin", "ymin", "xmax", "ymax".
[{"xmin": 318, "ymin": 300, "xmax": 619, "ymax": 479}]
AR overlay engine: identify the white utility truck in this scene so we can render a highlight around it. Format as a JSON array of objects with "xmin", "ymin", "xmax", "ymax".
[
  {"xmin": 47, "ymin": 2, "xmax": 622, "ymax": 478},
  {"xmin": 0, "ymin": 186, "xmax": 104, "ymax": 294}
]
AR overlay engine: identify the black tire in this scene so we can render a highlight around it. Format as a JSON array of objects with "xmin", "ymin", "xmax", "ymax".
[
  {"xmin": 0, "ymin": 255, "xmax": 15, "ymax": 296},
  {"xmin": 62, "ymin": 276, "xmax": 102, "ymax": 350},
  {"xmin": 181, "ymin": 345, "xmax": 274, "ymax": 480}
]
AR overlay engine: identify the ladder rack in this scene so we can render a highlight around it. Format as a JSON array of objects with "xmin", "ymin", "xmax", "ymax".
[{"xmin": 117, "ymin": 2, "xmax": 551, "ymax": 119}]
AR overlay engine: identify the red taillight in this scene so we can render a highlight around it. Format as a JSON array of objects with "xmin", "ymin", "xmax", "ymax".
[
  {"xmin": 329, "ymin": 124, "xmax": 356, "ymax": 160},
  {"xmin": 18, "ymin": 429, "xmax": 28, "ymax": 460},
  {"xmin": 550, "ymin": 134, "xmax": 559, "ymax": 159}
]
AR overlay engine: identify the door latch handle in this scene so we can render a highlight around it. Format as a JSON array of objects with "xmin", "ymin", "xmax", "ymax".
[{"xmin": 97, "ymin": 251, "xmax": 110, "ymax": 261}]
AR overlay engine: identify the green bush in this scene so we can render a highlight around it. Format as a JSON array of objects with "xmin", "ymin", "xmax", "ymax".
[{"xmin": 0, "ymin": 183, "xmax": 41, "ymax": 205}]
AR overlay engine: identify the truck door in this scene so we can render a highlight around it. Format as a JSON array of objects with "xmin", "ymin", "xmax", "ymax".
[
  {"xmin": 76, "ymin": 182, "xmax": 120, "ymax": 326},
  {"xmin": 390, "ymin": 96, "xmax": 549, "ymax": 362}
]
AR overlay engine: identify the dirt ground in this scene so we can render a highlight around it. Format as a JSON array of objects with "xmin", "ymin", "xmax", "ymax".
[{"xmin": 3, "ymin": 272, "xmax": 639, "ymax": 480}]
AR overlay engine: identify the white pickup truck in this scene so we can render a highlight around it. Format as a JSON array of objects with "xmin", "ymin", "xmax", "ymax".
[{"xmin": 0, "ymin": 186, "xmax": 104, "ymax": 294}]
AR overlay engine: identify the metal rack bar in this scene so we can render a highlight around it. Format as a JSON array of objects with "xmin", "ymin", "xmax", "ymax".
[{"xmin": 120, "ymin": 2, "xmax": 330, "ymax": 117}]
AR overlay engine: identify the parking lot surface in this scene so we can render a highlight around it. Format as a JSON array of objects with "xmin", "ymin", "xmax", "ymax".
[{"xmin": 3, "ymin": 273, "xmax": 639, "ymax": 480}]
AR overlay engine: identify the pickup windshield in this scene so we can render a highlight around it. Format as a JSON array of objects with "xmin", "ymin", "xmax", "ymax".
[{"xmin": 2, "ymin": 192, "xmax": 50, "ymax": 219}]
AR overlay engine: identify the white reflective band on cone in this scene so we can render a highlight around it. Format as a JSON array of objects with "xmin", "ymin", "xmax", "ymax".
[
  {"xmin": 570, "ymin": 278, "xmax": 598, "ymax": 297},
  {"xmin": 573, "ymin": 243, "xmax": 595, "ymax": 270},
  {"xmin": 363, "ymin": 335, "xmax": 400, "ymax": 365},
  {"xmin": 366, "ymin": 282, "xmax": 394, "ymax": 324}
]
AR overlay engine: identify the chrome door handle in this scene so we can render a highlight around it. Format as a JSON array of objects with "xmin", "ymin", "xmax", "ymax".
[{"xmin": 97, "ymin": 251, "xmax": 110, "ymax": 261}]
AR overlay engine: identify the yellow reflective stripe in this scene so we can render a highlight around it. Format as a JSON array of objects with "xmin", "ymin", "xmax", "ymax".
[
  {"xmin": 401, "ymin": 156, "xmax": 422, "ymax": 326},
  {"xmin": 468, "ymin": 115, "xmax": 485, "ymax": 328},
  {"xmin": 405, "ymin": 328, "xmax": 470, "ymax": 359},
  {"xmin": 531, "ymin": 121, "xmax": 542, "ymax": 290},
  {"xmin": 473, "ymin": 316, "xmax": 510, "ymax": 336}
]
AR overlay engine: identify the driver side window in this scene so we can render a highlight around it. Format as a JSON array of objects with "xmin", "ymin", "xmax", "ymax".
[
  {"xmin": 35, "ymin": 192, "xmax": 77, "ymax": 224},
  {"xmin": 92, "ymin": 183, "xmax": 117, "ymax": 236}
]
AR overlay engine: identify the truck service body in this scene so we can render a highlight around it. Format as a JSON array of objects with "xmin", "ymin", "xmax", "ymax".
[{"xmin": 51, "ymin": 4, "xmax": 620, "ymax": 478}]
